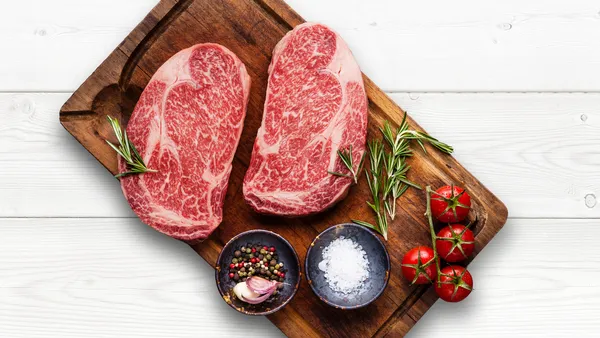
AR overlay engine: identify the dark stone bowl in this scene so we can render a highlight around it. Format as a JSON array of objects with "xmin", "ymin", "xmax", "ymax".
[
  {"xmin": 305, "ymin": 223, "xmax": 390, "ymax": 309},
  {"xmin": 215, "ymin": 230, "xmax": 301, "ymax": 316}
]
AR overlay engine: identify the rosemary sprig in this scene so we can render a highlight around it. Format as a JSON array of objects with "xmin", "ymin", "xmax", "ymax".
[
  {"xmin": 382, "ymin": 151, "xmax": 420, "ymax": 220},
  {"xmin": 328, "ymin": 145, "xmax": 365, "ymax": 184},
  {"xmin": 380, "ymin": 112, "xmax": 453, "ymax": 219},
  {"xmin": 353, "ymin": 140, "xmax": 388, "ymax": 240},
  {"xmin": 105, "ymin": 116, "xmax": 157, "ymax": 178},
  {"xmin": 353, "ymin": 112, "xmax": 453, "ymax": 240},
  {"xmin": 387, "ymin": 112, "xmax": 454, "ymax": 155}
]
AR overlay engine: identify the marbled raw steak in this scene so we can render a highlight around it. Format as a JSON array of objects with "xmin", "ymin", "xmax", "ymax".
[
  {"xmin": 120, "ymin": 43, "xmax": 250, "ymax": 241},
  {"xmin": 243, "ymin": 23, "xmax": 368, "ymax": 216}
]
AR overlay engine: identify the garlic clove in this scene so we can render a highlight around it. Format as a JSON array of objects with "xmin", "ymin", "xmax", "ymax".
[{"xmin": 233, "ymin": 281, "xmax": 260, "ymax": 300}]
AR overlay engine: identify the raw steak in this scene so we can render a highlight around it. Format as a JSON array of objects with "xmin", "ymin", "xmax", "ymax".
[
  {"xmin": 243, "ymin": 23, "xmax": 368, "ymax": 216},
  {"xmin": 120, "ymin": 43, "xmax": 250, "ymax": 241}
]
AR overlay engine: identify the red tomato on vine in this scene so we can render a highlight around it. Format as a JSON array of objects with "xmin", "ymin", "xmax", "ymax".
[
  {"xmin": 436, "ymin": 224, "xmax": 475, "ymax": 262},
  {"xmin": 434, "ymin": 265, "xmax": 473, "ymax": 302},
  {"xmin": 430, "ymin": 185, "xmax": 471, "ymax": 223},
  {"xmin": 401, "ymin": 246, "xmax": 437, "ymax": 285}
]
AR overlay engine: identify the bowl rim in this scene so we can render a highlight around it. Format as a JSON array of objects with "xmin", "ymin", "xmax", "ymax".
[
  {"xmin": 215, "ymin": 229, "xmax": 301, "ymax": 316},
  {"xmin": 305, "ymin": 223, "xmax": 391, "ymax": 310}
]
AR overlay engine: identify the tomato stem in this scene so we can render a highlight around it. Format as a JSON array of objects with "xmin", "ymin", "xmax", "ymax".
[{"xmin": 425, "ymin": 186, "xmax": 442, "ymax": 286}]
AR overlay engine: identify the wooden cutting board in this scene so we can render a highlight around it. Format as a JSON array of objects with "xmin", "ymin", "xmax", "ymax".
[{"xmin": 59, "ymin": 0, "xmax": 508, "ymax": 336}]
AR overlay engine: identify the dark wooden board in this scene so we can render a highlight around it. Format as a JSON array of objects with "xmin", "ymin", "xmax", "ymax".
[{"xmin": 59, "ymin": 0, "xmax": 508, "ymax": 336}]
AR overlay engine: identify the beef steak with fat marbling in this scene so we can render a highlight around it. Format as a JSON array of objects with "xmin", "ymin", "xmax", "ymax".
[
  {"xmin": 243, "ymin": 23, "xmax": 368, "ymax": 216},
  {"xmin": 120, "ymin": 43, "xmax": 250, "ymax": 241}
]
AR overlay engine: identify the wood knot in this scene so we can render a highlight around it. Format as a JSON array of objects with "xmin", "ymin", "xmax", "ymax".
[
  {"xmin": 585, "ymin": 194, "xmax": 596, "ymax": 208},
  {"xmin": 34, "ymin": 28, "xmax": 47, "ymax": 36}
]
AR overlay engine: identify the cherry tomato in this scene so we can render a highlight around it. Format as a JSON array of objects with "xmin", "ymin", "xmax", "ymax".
[
  {"xmin": 434, "ymin": 265, "xmax": 473, "ymax": 302},
  {"xmin": 436, "ymin": 224, "xmax": 475, "ymax": 262},
  {"xmin": 431, "ymin": 185, "xmax": 471, "ymax": 223},
  {"xmin": 401, "ymin": 246, "xmax": 437, "ymax": 285}
]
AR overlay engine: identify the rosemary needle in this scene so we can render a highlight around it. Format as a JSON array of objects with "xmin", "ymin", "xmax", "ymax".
[
  {"xmin": 105, "ymin": 116, "xmax": 157, "ymax": 178},
  {"xmin": 328, "ymin": 145, "xmax": 365, "ymax": 184}
]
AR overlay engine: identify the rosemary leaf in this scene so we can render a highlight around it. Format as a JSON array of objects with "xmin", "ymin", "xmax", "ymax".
[
  {"xmin": 352, "ymin": 219, "xmax": 379, "ymax": 231},
  {"xmin": 328, "ymin": 171, "xmax": 353, "ymax": 179},
  {"xmin": 329, "ymin": 145, "xmax": 365, "ymax": 184},
  {"xmin": 106, "ymin": 116, "xmax": 157, "ymax": 178},
  {"xmin": 396, "ymin": 177, "xmax": 421, "ymax": 190},
  {"xmin": 415, "ymin": 138, "xmax": 427, "ymax": 154},
  {"xmin": 366, "ymin": 202, "xmax": 379, "ymax": 214}
]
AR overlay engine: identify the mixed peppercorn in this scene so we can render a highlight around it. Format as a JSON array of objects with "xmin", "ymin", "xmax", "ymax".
[{"xmin": 228, "ymin": 243, "xmax": 287, "ymax": 290}]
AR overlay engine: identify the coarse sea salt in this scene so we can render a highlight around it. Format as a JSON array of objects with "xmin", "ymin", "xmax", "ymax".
[{"xmin": 318, "ymin": 236, "xmax": 369, "ymax": 294}]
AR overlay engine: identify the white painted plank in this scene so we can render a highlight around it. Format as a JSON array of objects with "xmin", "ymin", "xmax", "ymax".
[
  {"xmin": 0, "ymin": 94, "xmax": 134, "ymax": 217},
  {"xmin": 287, "ymin": 0, "xmax": 600, "ymax": 92},
  {"xmin": 408, "ymin": 218, "xmax": 600, "ymax": 338},
  {"xmin": 0, "ymin": 0, "xmax": 158, "ymax": 92},
  {"xmin": 0, "ymin": 217, "xmax": 282, "ymax": 338},
  {"xmin": 0, "ymin": 218, "xmax": 597, "ymax": 337},
  {"xmin": 2, "ymin": 1, "xmax": 600, "ymax": 91},
  {"xmin": 391, "ymin": 92, "xmax": 600, "ymax": 218},
  {"xmin": 1, "ymin": 93, "xmax": 598, "ymax": 218}
]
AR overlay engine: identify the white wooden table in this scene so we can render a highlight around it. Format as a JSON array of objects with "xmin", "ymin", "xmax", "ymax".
[{"xmin": 1, "ymin": 1, "xmax": 599, "ymax": 337}]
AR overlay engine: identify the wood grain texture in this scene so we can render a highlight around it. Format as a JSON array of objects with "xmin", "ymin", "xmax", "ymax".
[
  {"xmin": 1, "ymin": 1, "xmax": 600, "ymax": 337},
  {"xmin": 5, "ymin": 0, "xmax": 600, "ymax": 92},
  {"xmin": 393, "ymin": 93, "xmax": 600, "ymax": 218},
  {"xmin": 1, "ymin": 93, "xmax": 597, "ymax": 218},
  {"xmin": 0, "ymin": 218, "xmax": 282, "ymax": 338},
  {"xmin": 0, "ymin": 218, "xmax": 599, "ymax": 338},
  {"xmin": 58, "ymin": 1, "xmax": 507, "ymax": 337},
  {"xmin": 0, "ymin": 0, "xmax": 158, "ymax": 92},
  {"xmin": 408, "ymin": 218, "xmax": 600, "ymax": 338},
  {"xmin": 286, "ymin": 0, "xmax": 600, "ymax": 92}
]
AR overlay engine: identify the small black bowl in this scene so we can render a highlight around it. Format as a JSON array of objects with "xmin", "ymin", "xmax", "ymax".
[
  {"xmin": 305, "ymin": 223, "xmax": 390, "ymax": 309},
  {"xmin": 215, "ymin": 230, "xmax": 301, "ymax": 315}
]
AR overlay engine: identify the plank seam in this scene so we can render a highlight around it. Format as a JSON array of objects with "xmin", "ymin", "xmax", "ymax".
[
  {"xmin": 252, "ymin": 0, "xmax": 295, "ymax": 30},
  {"xmin": 373, "ymin": 286, "xmax": 429, "ymax": 337}
]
